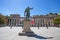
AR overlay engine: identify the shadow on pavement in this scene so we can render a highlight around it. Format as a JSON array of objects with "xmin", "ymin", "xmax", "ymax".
[{"xmin": 27, "ymin": 34, "xmax": 53, "ymax": 39}]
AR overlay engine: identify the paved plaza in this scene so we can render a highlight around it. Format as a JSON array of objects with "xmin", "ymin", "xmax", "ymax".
[{"xmin": 0, "ymin": 27, "xmax": 60, "ymax": 40}]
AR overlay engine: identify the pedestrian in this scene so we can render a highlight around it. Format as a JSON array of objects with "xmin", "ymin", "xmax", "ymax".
[
  {"xmin": 46, "ymin": 24, "xmax": 48, "ymax": 29},
  {"xmin": 22, "ymin": 24, "xmax": 23, "ymax": 29},
  {"xmin": 10, "ymin": 25, "xmax": 12, "ymax": 29},
  {"xmin": 38, "ymin": 23, "xmax": 39, "ymax": 29}
]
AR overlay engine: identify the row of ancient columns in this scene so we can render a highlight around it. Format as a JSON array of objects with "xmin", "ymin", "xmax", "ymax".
[
  {"xmin": 8, "ymin": 18, "xmax": 17, "ymax": 26},
  {"xmin": 34, "ymin": 18, "xmax": 54, "ymax": 27}
]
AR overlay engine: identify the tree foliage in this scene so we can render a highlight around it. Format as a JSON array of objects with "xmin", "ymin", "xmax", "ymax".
[
  {"xmin": 49, "ymin": 13, "xmax": 53, "ymax": 15},
  {"xmin": 0, "ymin": 14, "xmax": 6, "ymax": 25},
  {"xmin": 48, "ymin": 13, "xmax": 58, "ymax": 15},
  {"xmin": 53, "ymin": 15, "xmax": 60, "ymax": 24}
]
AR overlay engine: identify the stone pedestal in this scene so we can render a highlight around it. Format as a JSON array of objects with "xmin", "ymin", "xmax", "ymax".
[
  {"xmin": 19, "ymin": 20, "xmax": 34, "ymax": 36},
  {"xmin": 22, "ymin": 20, "xmax": 31, "ymax": 32}
]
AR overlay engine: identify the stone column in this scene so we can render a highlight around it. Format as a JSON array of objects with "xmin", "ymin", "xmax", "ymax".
[{"xmin": 8, "ymin": 19, "xmax": 10, "ymax": 25}]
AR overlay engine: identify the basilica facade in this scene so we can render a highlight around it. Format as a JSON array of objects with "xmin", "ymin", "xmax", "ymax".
[{"xmin": 6, "ymin": 14, "xmax": 58, "ymax": 27}]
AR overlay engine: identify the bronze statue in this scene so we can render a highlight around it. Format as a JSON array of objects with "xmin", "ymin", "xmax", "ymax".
[
  {"xmin": 24, "ymin": 7, "xmax": 33, "ymax": 20},
  {"xmin": 18, "ymin": 7, "xmax": 34, "ymax": 36}
]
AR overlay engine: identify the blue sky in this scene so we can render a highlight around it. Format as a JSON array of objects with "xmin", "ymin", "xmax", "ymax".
[{"xmin": 0, "ymin": 0, "xmax": 60, "ymax": 17}]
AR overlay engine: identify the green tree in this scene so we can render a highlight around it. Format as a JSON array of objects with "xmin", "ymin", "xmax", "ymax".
[
  {"xmin": 0, "ymin": 14, "xmax": 6, "ymax": 27},
  {"xmin": 49, "ymin": 13, "xmax": 53, "ymax": 15},
  {"xmin": 54, "ymin": 13, "xmax": 58, "ymax": 15},
  {"xmin": 53, "ymin": 15, "xmax": 60, "ymax": 27},
  {"xmin": 49, "ymin": 13, "xmax": 58, "ymax": 15}
]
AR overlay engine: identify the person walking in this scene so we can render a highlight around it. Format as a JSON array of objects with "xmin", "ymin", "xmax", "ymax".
[
  {"xmin": 10, "ymin": 25, "xmax": 12, "ymax": 29},
  {"xmin": 38, "ymin": 23, "xmax": 39, "ymax": 29}
]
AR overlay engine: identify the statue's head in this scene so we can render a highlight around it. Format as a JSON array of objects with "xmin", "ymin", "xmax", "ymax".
[{"xmin": 27, "ymin": 6, "xmax": 30, "ymax": 9}]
